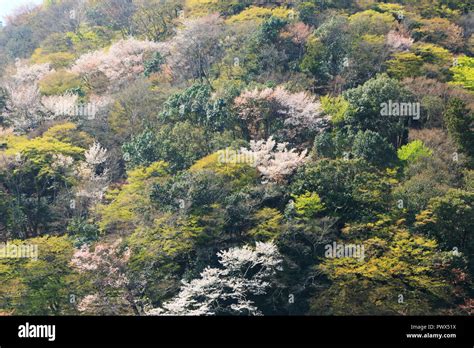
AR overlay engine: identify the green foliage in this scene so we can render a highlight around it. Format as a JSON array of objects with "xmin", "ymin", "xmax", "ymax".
[
  {"xmin": 412, "ymin": 17, "xmax": 464, "ymax": 52},
  {"xmin": 226, "ymin": 6, "xmax": 295, "ymax": 23},
  {"xmin": 297, "ymin": 2, "xmax": 318, "ymax": 26},
  {"xmin": 443, "ymin": 98, "xmax": 474, "ymax": 158},
  {"xmin": 97, "ymin": 161, "xmax": 169, "ymax": 232},
  {"xmin": 292, "ymin": 159, "xmax": 395, "ymax": 223},
  {"xmin": 343, "ymin": 74, "xmax": 412, "ymax": 146},
  {"xmin": 352, "ymin": 130, "xmax": 397, "ymax": 168},
  {"xmin": 160, "ymin": 83, "xmax": 211, "ymax": 122},
  {"xmin": 394, "ymin": 143, "xmax": 460, "ymax": 221},
  {"xmin": 373, "ymin": 3, "xmax": 405, "ymax": 14},
  {"xmin": 107, "ymin": 79, "xmax": 164, "ymax": 140},
  {"xmin": 188, "ymin": 150, "xmax": 259, "ymax": 189},
  {"xmin": 159, "ymin": 83, "xmax": 233, "ymax": 132},
  {"xmin": 123, "ymin": 122, "xmax": 230, "ymax": 172},
  {"xmin": 292, "ymin": 192, "xmax": 325, "ymax": 219},
  {"xmin": 348, "ymin": 10, "xmax": 395, "ymax": 37},
  {"xmin": 412, "ymin": 43, "xmax": 453, "ymax": 65},
  {"xmin": 143, "ymin": 52, "xmax": 165, "ymax": 77},
  {"xmin": 122, "ymin": 129, "xmax": 161, "ymax": 169},
  {"xmin": 185, "ymin": 0, "xmax": 220, "ymax": 17},
  {"xmin": 38, "ymin": 70, "xmax": 83, "ymax": 96},
  {"xmin": 344, "ymin": 34, "xmax": 387, "ymax": 87},
  {"xmin": 386, "ymin": 52, "xmax": 424, "ymax": 79},
  {"xmin": 248, "ymin": 208, "xmax": 284, "ymax": 241},
  {"xmin": 31, "ymin": 49, "xmax": 76, "ymax": 69},
  {"xmin": 42, "ymin": 122, "xmax": 93, "ymax": 149},
  {"xmin": 416, "ymin": 189, "xmax": 474, "ymax": 272},
  {"xmin": 0, "ymin": 129, "xmax": 85, "ymax": 237},
  {"xmin": 0, "ymin": 87, "xmax": 7, "ymax": 114},
  {"xmin": 321, "ymin": 95, "xmax": 350, "ymax": 125},
  {"xmin": 258, "ymin": 16, "xmax": 288, "ymax": 44},
  {"xmin": 399, "ymin": 43, "xmax": 455, "ymax": 81},
  {"xmin": 0, "ymin": 236, "xmax": 78, "ymax": 315},
  {"xmin": 37, "ymin": 32, "xmax": 71, "ymax": 55},
  {"xmin": 301, "ymin": 16, "xmax": 350, "ymax": 85},
  {"xmin": 4, "ymin": 134, "xmax": 84, "ymax": 167},
  {"xmin": 313, "ymin": 223, "xmax": 461, "ymax": 315},
  {"xmin": 300, "ymin": 35, "xmax": 326, "ymax": 78},
  {"xmin": 67, "ymin": 217, "xmax": 100, "ymax": 247},
  {"xmin": 450, "ymin": 56, "xmax": 474, "ymax": 91},
  {"xmin": 127, "ymin": 214, "xmax": 205, "ymax": 303},
  {"xmin": 65, "ymin": 26, "xmax": 113, "ymax": 54},
  {"xmin": 397, "ymin": 140, "xmax": 433, "ymax": 163},
  {"xmin": 313, "ymin": 126, "xmax": 356, "ymax": 160},
  {"xmin": 0, "ymin": 0, "xmax": 472, "ymax": 316},
  {"xmin": 133, "ymin": 0, "xmax": 183, "ymax": 41}
]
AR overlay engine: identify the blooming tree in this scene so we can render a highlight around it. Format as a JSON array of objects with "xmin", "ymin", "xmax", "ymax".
[
  {"xmin": 11, "ymin": 61, "xmax": 51, "ymax": 83},
  {"xmin": 386, "ymin": 29, "xmax": 414, "ymax": 51},
  {"xmin": 75, "ymin": 142, "xmax": 109, "ymax": 205},
  {"xmin": 280, "ymin": 22, "xmax": 313, "ymax": 45},
  {"xmin": 71, "ymin": 38, "xmax": 161, "ymax": 92},
  {"xmin": 41, "ymin": 93, "xmax": 79, "ymax": 118},
  {"xmin": 241, "ymin": 137, "xmax": 308, "ymax": 183},
  {"xmin": 7, "ymin": 84, "xmax": 42, "ymax": 115},
  {"xmin": 51, "ymin": 154, "xmax": 75, "ymax": 172},
  {"xmin": 71, "ymin": 239, "xmax": 134, "ymax": 315},
  {"xmin": 84, "ymin": 142, "xmax": 108, "ymax": 165},
  {"xmin": 164, "ymin": 14, "xmax": 224, "ymax": 82},
  {"xmin": 3, "ymin": 61, "xmax": 52, "ymax": 129},
  {"xmin": 146, "ymin": 242, "xmax": 283, "ymax": 316},
  {"xmin": 234, "ymin": 86, "xmax": 328, "ymax": 141}
]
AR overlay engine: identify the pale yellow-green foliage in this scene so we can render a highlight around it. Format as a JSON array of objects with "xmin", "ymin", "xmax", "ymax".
[
  {"xmin": 248, "ymin": 208, "xmax": 284, "ymax": 241},
  {"xmin": 97, "ymin": 161, "xmax": 169, "ymax": 232},
  {"xmin": 360, "ymin": 34, "xmax": 385, "ymax": 45},
  {"xmin": 293, "ymin": 192, "xmax": 325, "ymax": 219},
  {"xmin": 0, "ymin": 235, "xmax": 75, "ymax": 315},
  {"xmin": 314, "ymin": 221, "xmax": 452, "ymax": 315},
  {"xmin": 185, "ymin": 0, "xmax": 220, "ymax": 17},
  {"xmin": 65, "ymin": 25, "xmax": 116, "ymax": 54},
  {"xmin": 128, "ymin": 214, "xmax": 203, "ymax": 266},
  {"xmin": 450, "ymin": 56, "xmax": 474, "ymax": 92},
  {"xmin": 397, "ymin": 140, "xmax": 433, "ymax": 163},
  {"xmin": 411, "ymin": 43, "xmax": 453, "ymax": 65},
  {"xmin": 31, "ymin": 48, "xmax": 76, "ymax": 69},
  {"xmin": 38, "ymin": 70, "xmax": 83, "ymax": 96},
  {"xmin": 349, "ymin": 9, "xmax": 395, "ymax": 36},
  {"xmin": 42, "ymin": 122, "xmax": 93, "ymax": 149},
  {"xmin": 190, "ymin": 150, "xmax": 258, "ymax": 188},
  {"xmin": 372, "ymin": 3, "xmax": 405, "ymax": 16},
  {"xmin": 386, "ymin": 52, "xmax": 424, "ymax": 79},
  {"xmin": 321, "ymin": 95, "xmax": 350, "ymax": 125},
  {"xmin": 2, "ymin": 133, "xmax": 84, "ymax": 160},
  {"xmin": 226, "ymin": 6, "xmax": 295, "ymax": 24}
]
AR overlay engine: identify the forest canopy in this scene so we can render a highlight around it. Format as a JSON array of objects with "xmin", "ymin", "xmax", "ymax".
[{"xmin": 0, "ymin": 0, "xmax": 472, "ymax": 316}]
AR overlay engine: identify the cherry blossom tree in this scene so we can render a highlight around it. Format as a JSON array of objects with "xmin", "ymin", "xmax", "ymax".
[
  {"xmin": 281, "ymin": 22, "xmax": 313, "ymax": 45},
  {"xmin": 241, "ymin": 137, "xmax": 308, "ymax": 183},
  {"xmin": 386, "ymin": 29, "xmax": 414, "ymax": 51},
  {"xmin": 71, "ymin": 239, "xmax": 136, "ymax": 315},
  {"xmin": 280, "ymin": 22, "xmax": 312, "ymax": 59},
  {"xmin": 164, "ymin": 14, "xmax": 225, "ymax": 82},
  {"xmin": 11, "ymin": 61, "xmax": 51, "ymax": 82},
  {"xmin": 146, "ymin": 242, "xmax": 282, "ymax": 316},
  {"xmin": 6, "ymin": 84, "xmax": 43, "ymax": 121},
  {"xmin": 41, "ymin": 93, "xmax": 79, "ymax": 118},
  {"xmin": 3, "ymin": 61, "xmax": 52, "ymax": 129},
  {"xmin": 75, "ymin": 142, "xmax": 109, "ymax": 206},
  {"xmin": 234, "ymin": 86, "xmax": 328, "ymax": 141},
  {"xmin": 71, "ymin": 38, "xmax": 162, "ymax": 92}
]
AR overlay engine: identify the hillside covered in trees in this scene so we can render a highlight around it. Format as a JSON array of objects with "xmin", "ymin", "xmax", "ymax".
[{"xmin": 0, "ymin": 0, "xmax": 472, "ymax": 316}]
